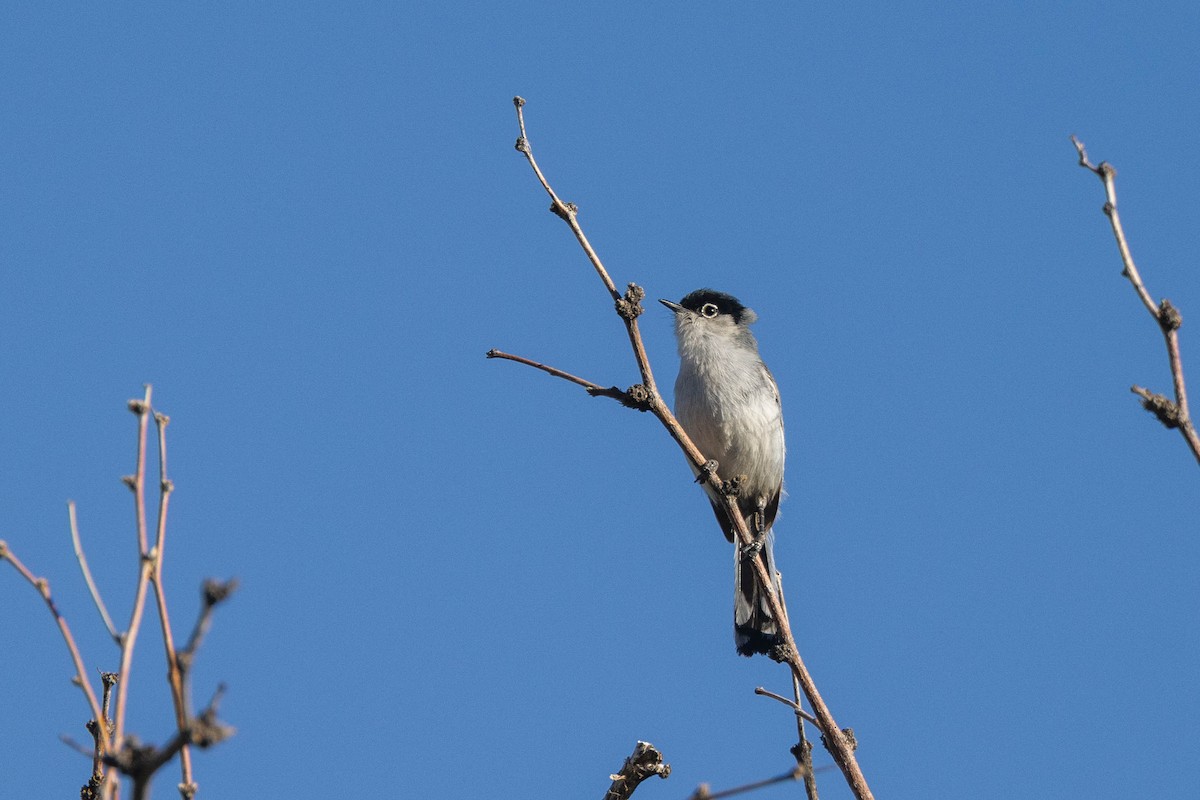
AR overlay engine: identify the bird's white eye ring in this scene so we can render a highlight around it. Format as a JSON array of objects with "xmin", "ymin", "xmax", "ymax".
[{"xmin": 700, "ymin": 303, "xmax": 719, "ymax": 318}]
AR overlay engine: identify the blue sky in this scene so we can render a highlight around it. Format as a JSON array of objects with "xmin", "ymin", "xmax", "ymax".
[{"xmin": 1, "ymin": 3, "xmax": 1197, "ymax": 798}]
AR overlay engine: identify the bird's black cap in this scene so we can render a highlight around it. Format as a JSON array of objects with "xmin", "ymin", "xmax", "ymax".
[{"xmin": 676, "ymin": 289, "xmax": 756, "ymax": 325}]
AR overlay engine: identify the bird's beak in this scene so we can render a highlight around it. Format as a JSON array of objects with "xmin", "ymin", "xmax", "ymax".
[{"xmin": 659, "ymin": 299, "xmax": 684, "ymax": 313}]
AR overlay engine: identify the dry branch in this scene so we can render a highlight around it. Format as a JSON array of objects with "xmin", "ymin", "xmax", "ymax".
[
  {"xmin": 2, "ymin": 388, "xmax": 234, "ymax": 800},
  {"xmin": 1071, "ymin": 135, "xmax": 1200, "ymax": 465},
  {"xmin": 495, "ymin": 97, "xmax": 873, "ymax": 800},
  {"xmin": 604, "ymin": 741, "xmax": 671, "ymax": 800}
]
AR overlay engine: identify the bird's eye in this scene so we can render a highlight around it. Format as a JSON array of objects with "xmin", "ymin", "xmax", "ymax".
[{"xmin": 700, "ymin": 303, "xmax": 719, "ymax": 318}]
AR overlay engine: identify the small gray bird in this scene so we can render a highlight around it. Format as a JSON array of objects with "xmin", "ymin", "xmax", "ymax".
[{"xmin": 660, "ymin": 289, "xmax": 786, "ymax": 657}]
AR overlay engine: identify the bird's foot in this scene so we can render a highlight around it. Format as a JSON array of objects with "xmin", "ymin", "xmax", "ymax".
[{"xmin": 739, "ymin": 534, "xmax": 766, "ymax": 560}]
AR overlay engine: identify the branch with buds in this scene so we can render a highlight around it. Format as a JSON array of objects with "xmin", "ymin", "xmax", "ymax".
[
  {"xmin": 1071, "ymin": 136, "xmax": 1200, "ymax": 466},
  {"xmin": 492, "ymin": 97, "xmax": 873, "ymax": 800},
  {"xmin": 1, "ymin": 387, "xmax": 235, "ymax": 800}
]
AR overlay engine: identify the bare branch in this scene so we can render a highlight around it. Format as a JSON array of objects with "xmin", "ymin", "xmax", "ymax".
[
  {"xmin": 513, "ymin": 96, "xmax": 619, "ymax": 300},
  {"xmin": 140, "ymin": 407, "xmax": 199, "ymax": 797},
  {"xmin": 604, "ymin": 741, "xmax": 671, "ymax": 800},
  {"xmin": 500, "ymin": 98, "xmax": 874, "ymax": 800},
  {"xmin": 0, "ymin": 542, "xmax": 107, "ymax": 760},
  {"xmin": 106, "ymin": 685, "xmax": 234, "ymax": 800},
  {"xmin": 1071, "ymin": 136, "xmax": 1200, "ymax": 465},
  {"xmin": 752, "ymin": 687, "xmax": 818, "ymax": 725},
  {"xmin": 112, "ymin": 385, "xmax": 156, "ymax": 760},
  {"xmin": 69, "ymin": 501, "xmax": 120, "ymax": 644},
  {"xmin": 686, "ymin": 768, "xmax": 806, "ymax": 800},
  {"xmin": 486, "ymin": 349, "xmax": 653, "ymax": 409}
]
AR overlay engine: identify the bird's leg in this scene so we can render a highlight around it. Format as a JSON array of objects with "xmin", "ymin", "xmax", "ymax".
[{"xmin": 739, "ymin": 497, "xmax": 769, "ymax": 560}]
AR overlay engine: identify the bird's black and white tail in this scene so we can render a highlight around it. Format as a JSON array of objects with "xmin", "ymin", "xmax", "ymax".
[{"xmin": 734, "ymin": 533, "xmax": 783, "ymax": 657}]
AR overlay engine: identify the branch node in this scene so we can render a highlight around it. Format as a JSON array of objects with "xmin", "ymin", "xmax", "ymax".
[
  {"xmin": 550, "ymin": 200, "xmax": 577, "ymax": 221},
  {"xmin": 768, "ymin": 642, "xmax": 795, "ymax": 663},
  {"xmin": 622, "ymin": 384, "xmax": 654, "ymax": 412},
  {"xmin": 615, "ymin": 283, "xmax": 646, "ymax": 322},
  {"xmin": 203, "ymin": 577, "xmax": 240, "ymax": 608},
  {"xmin": 822, "ymin": 727, "xmax": 858, "ymax": 753},
  {"xmin": 127, "ymin": 399, "xmax": 147, "ymax": 415},
  {"xmin": 514, "ymin": 136, "xmax": 528, "ymax": 154},
  {"xmin": 512, "ymin": 95, "xmax": 525, "ymax": 109},
  {"xmin": 1132, "ymin": 386, "xmax": 1182, "ymax": 428},
  {"xmin": 695, "ymin": 459, "xmax": 719, "ymax": 485},
  {"xmin": 1158, "ymin": 299, "xmax": 1183, "ymax": 332},
  {"xmin": 121, "ymin": 475, "xmax": 137, "ymax": 491}
]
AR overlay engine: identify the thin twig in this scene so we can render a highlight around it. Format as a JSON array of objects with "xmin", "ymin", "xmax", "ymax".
[
  {"xmin": 1071, "ymin": 135, "xmax": 1200, "ymax": 465},
  {"xmin": 500, "ymin": 98, "xmax": 873, "ymax": 800},
  {"xmin": 486, "ymin": 349, "xmax": 650, "ymax": 408},
  {"xmin": 752, "ymin": 687, "xmax": 818, "ymax": 725},
  {"xmin": 143, "ymin": 409, "xmax": 196, "ymax": 797},
  {"xmin": 513, "ymin": 98, "xmax": 663, "ymax": 398},
  {"xmin": 686, "ymin": 768, "xmax": 806, "ymax": 800},
  {"xmin": 111, "ymin": 385, "xmax": 156, "ymax": 774},
  {"xmin": 0, "ymin": 542, "xmax": 107, "ymax": 752},
  {"xmin": 181, "ymin": 579, "xmax": 239, "ymax": 664},
  {"xmin": 69, "ymin": 501, "xmax": 120, "ymax": 644},
  {"xmin": 777, "ymin": 575, "xmax": 819, "ymax": 800},
  {"xmin": 513, "ymin": 97, "xmax": 619, "ymax": 300}
]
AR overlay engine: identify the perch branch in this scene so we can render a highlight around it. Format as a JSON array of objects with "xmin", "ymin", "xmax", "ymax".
[
  {"xmin": 1071, "ymin": 135, "xmax": 1200, "ymax": 465},
  {"xmin": 499, "ymin": 97, "xmax": 873, "ymax": 800}
]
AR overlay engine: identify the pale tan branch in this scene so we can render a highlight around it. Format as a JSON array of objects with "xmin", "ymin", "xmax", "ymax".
[
  {"xmin": 143, "ymin": 408, "xmax": 196, "ymax": 797},
  {"xmin": 111, "ymin": 385, "xmax": 156, "ymax": 762},
  {"xmin": 502, "ymin": 97, "xmax": 874, "ymax": 800},
  {"xmin": 69, "ymin": 501, "xmax": 120, "ymax": 644},
  {"xmin": 486, "ymin": 349, "xmax": 652, "ymax": 409},
  {"xmin": 513, "ymin": 96, "xmax": 619, "ymax": 300},
  {"xmin": 1071, "ymin": 136, "xmax": 1200, "ymax": 465},
  {"xmin": 0, "ymin": 542, "xmax": 107, "ymax": 756}
]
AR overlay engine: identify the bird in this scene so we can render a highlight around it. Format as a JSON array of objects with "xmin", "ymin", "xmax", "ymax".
[{"xmin": 660, "ymin": 289, "xmax": 787, "ymax": 657}]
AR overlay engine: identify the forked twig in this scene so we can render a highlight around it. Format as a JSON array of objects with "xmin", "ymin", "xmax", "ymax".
[
  {"xmin": 1071, "ymin": 135, "xmax": 1200, "ymax": 465},
  {"xmin": 497, "ymin": 97, "xmax": 873, "ymax": 800},
  {"xmin": 5, "ymin": 389, "xmax": 234, "ymax": 800}
]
